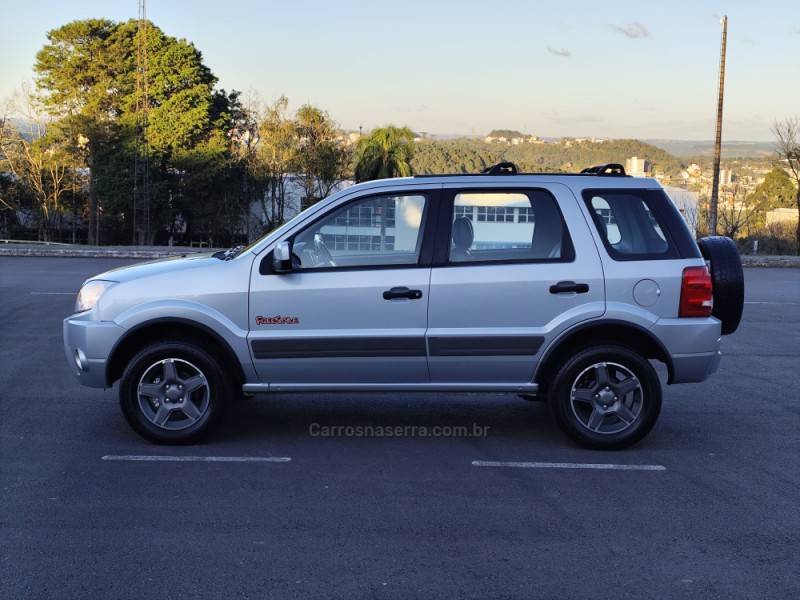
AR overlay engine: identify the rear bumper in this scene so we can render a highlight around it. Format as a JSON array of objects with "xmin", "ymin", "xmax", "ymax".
[
  {"xmin": 669, "ymin": 350, "xmax": 721, "ymax": 383},
  {"xmin": 651, "ymin": 317, "xmax": 722, "ymax": 384},
  {"xmin": 63, "ymin": 315, "xmax": 125, "ymax": 388}
]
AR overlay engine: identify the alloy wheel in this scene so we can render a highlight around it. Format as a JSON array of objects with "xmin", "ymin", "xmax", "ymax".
[
  {"xmin": 569, "ymin": 361, "xmax": 644, "ymax": 435},
  {"xmin": 136, "ymin": 358, "xmax": 211, "ymax": 431}
]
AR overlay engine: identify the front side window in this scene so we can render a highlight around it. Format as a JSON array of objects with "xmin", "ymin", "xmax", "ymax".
[
  {"xmin": 449, "ymin": 190, "xmax": 571, "ymax": 263},
  {"xmin": 292, "ymin": 194, "xmax": 427, "ymax": 269},
  {"xmin": 584, "ymin": 190, "xmax": 673, "ymax": 259}
]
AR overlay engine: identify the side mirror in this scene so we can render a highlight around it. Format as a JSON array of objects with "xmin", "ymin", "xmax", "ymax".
[{"xmin": 272, "ymin": 240, "xmax": 293, "ymax": 273}]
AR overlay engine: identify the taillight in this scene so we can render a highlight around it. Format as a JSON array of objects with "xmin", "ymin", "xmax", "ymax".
[{"xmin": 679, "ymin": 266, "xmax": 713, "ymax": 317}]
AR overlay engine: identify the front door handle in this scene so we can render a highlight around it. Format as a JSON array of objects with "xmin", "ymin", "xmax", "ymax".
[
  {"xmin": 549, "ymin": 281, "xmax": 590, "ymax": 294},
  {"xmin": 383, "ymin": 286, "xmax": 423, "ymax": 300}
]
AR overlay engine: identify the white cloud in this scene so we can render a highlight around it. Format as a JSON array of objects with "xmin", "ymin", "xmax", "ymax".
[{"xmin": 609, "ymin": 22, "xmax": 650, "ymax": 39}]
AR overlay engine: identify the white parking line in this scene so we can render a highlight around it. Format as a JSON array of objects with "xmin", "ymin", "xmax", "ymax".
[
  {"xmin": 472, "ymin": 460, "xmax": 666, "ymax": 471},
  {"xmin": 102, "ymin": 455, "xmax": 291, "ymax": 463}
]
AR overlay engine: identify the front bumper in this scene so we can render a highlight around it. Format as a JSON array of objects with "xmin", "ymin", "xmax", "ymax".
[{"xmin": 63, "ymin": 315, "xmax": 125, "ymax": 388}]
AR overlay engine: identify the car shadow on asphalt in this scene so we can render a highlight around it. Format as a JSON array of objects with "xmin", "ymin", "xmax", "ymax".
[{"xmin": 212, "ymin": 392, "xmax": 561, "ymax": 444}]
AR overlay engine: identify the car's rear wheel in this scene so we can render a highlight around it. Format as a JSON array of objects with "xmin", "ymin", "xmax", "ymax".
[
  {"xmin": 119, "ymin": 341, "xmax": 231, "ymax": 444},
  {"xmin": 549, "ymin": 345, "xmax": 662, "ymax": 450}
]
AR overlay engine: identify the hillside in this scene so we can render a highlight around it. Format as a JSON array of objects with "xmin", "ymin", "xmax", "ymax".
[
  {"xmin": 645, "ymin": 139, "xmax": 775, "ymax": 159},
  {"xmin": 412, "ymin": 138, "xmax": 684, "ymax": 175}
]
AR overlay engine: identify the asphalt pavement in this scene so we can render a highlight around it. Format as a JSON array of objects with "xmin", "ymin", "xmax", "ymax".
[{"xmin": 1, "ymin": 257, "xmax": 799, "ymax": 599}]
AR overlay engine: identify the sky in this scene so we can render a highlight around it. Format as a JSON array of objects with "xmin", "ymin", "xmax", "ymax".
[{"xmin": 1, "ymin": 0, "xmax": 798, "ymax": 141}]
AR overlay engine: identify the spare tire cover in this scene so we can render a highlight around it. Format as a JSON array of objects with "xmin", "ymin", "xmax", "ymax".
[{"xmin": 698, "ymin": 236, "xmax": 744, "ymax": 335}]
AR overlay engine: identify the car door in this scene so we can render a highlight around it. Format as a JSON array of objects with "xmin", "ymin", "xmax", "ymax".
[
  {"xmin": 248, "ymin": 188, "xmax": 438, "ymax": 389},
  {"xmin": 426, "ymin": 182, "xmax": 605, "ymax": 388}
]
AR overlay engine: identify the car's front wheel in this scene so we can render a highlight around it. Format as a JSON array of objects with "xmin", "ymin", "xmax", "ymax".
[
  {"xmin": 119, "ymin": 341, "xmax": 231, "ymax": 444},
  {"xmin": 549, "ymin": 345, "xmax": 662, "ymax": 450}
]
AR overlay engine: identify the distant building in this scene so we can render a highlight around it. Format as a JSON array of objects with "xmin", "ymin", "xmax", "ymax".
[
  {"xmin": 485, "ymin": 129, "xmax": 529, "ymax": 145},
  {"xmin": 719, "ymin": 168, "xmax": 733, "ymax": 186},
  {"xmin": 625, "ymin": 156, "xmax": 651, "ymax": 177},
  {"xmin": 664, "ymin": 186, "xmax": 699, "ymax": 234},
  {"xmin": 766, "ymin": 207, "xmax": 799, "ymax": 227}
]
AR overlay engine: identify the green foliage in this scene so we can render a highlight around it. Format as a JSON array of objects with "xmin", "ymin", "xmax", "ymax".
[
  {"xmin": 411, "ymin": 138, "xmax": 683, "ymax": 176},
  {"xmin": 294, "ymin": 104, "xmax": 351, "ymax": 202},
  {"xmin": 743, "ymin": 167, "xmax": 798, "ymax": 233},
  {"xmin": 34, "ymin": 19, "xmax": 119, "ymax": 119},
  {"xmin": 748, "ymin": 168, "xmax": 797, "ymax": 210},
  {"xmin": 412, "ymin": 139, "xmax": 503, "ymax": 174},
  {"xmin": 33, "ymin": 18, "xmax": 238, "ymax": 243},
  {"xmin": 355, "ymin": 126, "xmax": 415, "ymax": 182}
]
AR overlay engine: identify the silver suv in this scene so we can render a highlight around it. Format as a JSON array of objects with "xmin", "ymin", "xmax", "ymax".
[{"xmin": 63, "ymin": 162, "xmax": 744, "ymax": 449}]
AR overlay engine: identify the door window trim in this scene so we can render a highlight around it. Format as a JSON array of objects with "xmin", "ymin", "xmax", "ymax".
[
  {"xmin": 432, "ymin": 187, "xmax": 576, "ymax": 267},
  {"xmin": 260, "ymin": 189, "xmax": 440, "ymax": 275}
]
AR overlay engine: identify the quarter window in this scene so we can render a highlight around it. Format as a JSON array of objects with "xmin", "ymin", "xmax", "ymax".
[{"xmin": 584, "ymin": 190, "xmax": 673, "ymax": 259}]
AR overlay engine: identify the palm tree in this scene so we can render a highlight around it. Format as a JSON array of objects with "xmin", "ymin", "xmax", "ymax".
[{"xmin": 354, "ymin": 126, "xmax": 415, "ymax": 182}]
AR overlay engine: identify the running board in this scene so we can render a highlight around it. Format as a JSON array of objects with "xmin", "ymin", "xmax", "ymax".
[{"xmin": 242, "ymin": 382, "xmax": 539, "ymax": 393}]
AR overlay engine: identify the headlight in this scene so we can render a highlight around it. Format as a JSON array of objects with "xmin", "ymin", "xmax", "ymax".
[{"xmin": 75, "ymin": 280, "xmax": 115, "ymax": 313}]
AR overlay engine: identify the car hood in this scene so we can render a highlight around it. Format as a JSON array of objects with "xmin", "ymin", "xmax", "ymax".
[{"xmin": 88, "ymin": 253, "xmax": 219, "ymax": 284}]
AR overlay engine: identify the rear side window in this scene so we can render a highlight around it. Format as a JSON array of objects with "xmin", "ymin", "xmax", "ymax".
[
  {"xmin": 583, "ymin": 189, "xmax": 689, "ymax": 260},
  {"xmin": 449, "ymin": 190, "xmax": 573, "ymax": 263}
]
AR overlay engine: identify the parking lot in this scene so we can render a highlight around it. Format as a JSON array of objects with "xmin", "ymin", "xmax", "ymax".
[{"xmin": 1, "ymin": 256, "xmax": 798, "ymax": 599}]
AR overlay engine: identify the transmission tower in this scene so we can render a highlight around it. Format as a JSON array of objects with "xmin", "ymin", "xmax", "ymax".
[
  {"xmin": 708, "ymin": 15, "xmax": 728, "ymax": 236},
  {"xmin": 133, "ymin": 0, "xmax": 151, "ymax": 244}
]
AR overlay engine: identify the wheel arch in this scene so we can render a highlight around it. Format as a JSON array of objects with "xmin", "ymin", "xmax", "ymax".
[
  {"xmin": 106, "ymin": 317, "xmax": 246, "ymax": 388},
  {"xmin": 534, "ymin": 319, "xmax": 674, "ymax": 390}
]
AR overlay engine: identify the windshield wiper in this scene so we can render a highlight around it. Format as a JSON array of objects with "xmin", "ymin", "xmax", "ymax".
[{"xmin": 213, "ymin": 245, "xmax": 244, "ymax": 261}]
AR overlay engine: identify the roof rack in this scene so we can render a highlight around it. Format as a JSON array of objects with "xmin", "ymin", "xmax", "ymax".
[
  {"xmin": 481, "ymin": 161, "xmax": 518, "ymax": 175},
  {"xmin": 414, "ymin": 161, "xmax": 629, "ymax": 178},
  {"xmin": 580, "ymin": 163, "xmax": 627, "ymax": 176}
]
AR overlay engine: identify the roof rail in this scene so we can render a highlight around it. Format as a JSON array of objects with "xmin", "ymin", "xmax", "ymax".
[
  {"xmin": 580, "ymin": 163, "xmax": 627, "ymax": 176},
  {"xmin": 413, "ymin": 161, "xmax": 630, "ymax": 178}
]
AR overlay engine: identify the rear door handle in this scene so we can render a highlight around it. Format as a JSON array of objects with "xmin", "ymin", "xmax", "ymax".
[
  {"xmin": 383, "ymin": 286, "xmax": 423, "ymax": 300},
  {"xmin": 549, "ymin": 281, "xmax": 590, "ymax": 294}
]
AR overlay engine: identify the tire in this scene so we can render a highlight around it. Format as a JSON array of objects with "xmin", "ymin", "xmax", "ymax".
[
  {"xmin": 549, "ymin": 345, "xmax": 662, "ymax": 450},
  {"xmin": 698, "ymin": 236, "xmax": 744, "ymax": 335},
  {"xmin": 119, "ymin": 340, "xmax": 232, "ymax": 444}
]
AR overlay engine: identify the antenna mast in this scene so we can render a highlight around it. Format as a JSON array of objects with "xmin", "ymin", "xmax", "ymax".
[
  {"xmin": 708, "ymin": 15, "xmax": 727, "ymax": 236},
  {"xmin": 133, "ymin": 0, "xmax": 150, "ymax": 244}
]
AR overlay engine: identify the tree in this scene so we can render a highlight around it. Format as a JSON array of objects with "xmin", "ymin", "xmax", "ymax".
[
  {"xmin": 717, "ymin": 185, "xmax": 768, "ymax": 238},
  {"xmin": 294, "ymin": 104, "xmax": 350, "ymax": 206},
  {"xmin": 256, "ymin": 96, "xmax": 298, "ymax": 232},
  {"xmin": 34, "ymin": 19, "xmax": 118, "ymax": 243},
  {"xmin": 34, "ymin": 18, "xmax": 237, "ymax": 244},
  {"xmin": 773, "ymin": 118, "xmax": 800, "ymax": 254},
  {"xmin": 354, "ymin": 126, "xmax": 415, "ymax": 182},
  {"xmin": 0, "ymin": 91, "xmax": 72, "ymax": 241},
  {"xmin": 746, "ymin": 167, "xmax": 797, "ymax": 231}
]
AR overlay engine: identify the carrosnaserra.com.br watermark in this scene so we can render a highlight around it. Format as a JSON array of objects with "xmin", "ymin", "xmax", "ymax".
[{"xmin": 308, "ymin": 423, "xmax": 490, "ymax": 438}]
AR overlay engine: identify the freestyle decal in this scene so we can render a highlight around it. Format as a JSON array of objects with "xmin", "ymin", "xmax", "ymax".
[{"xmin": 255, "ymin": 315, "xmax": 299, "ymax": 326}]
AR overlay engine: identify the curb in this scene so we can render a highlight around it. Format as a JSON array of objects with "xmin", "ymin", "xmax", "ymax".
[
  {"xmin": 0, "ymin": 247, "xmax": 220, "ymax": 259},
  {"xmin": 740, "ymin": 255, "xmax": 800, "ymax": 268}
]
